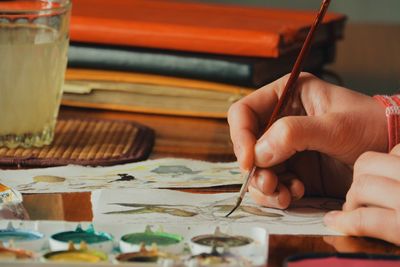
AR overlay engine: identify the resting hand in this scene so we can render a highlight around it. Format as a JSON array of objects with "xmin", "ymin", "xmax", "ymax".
[
  {"xmin": 228, "ymin": 73, "xmax": 387, "ymax": 209},
  {"xmin": 324, "ymin": 144, "xmax": 400, "ymax": 245}
]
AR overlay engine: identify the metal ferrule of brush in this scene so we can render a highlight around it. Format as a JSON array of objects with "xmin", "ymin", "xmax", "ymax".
[{"xmin": 225, "ymin": 166, "xmax": 257, "ymax": 217}]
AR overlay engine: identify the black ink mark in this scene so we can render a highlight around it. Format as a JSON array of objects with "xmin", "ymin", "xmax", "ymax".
[{"xmin": 108, "ymin": 173, "xmax": 136, "ymax": 183}]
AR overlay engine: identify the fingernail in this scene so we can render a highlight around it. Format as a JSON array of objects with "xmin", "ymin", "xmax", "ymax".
[
  {"xmin": 255, "ymin": 141, "xmax": 273, "ymax": 164},
  {"xmin": 324, "ymin": 211, "xmax": 339, "ymax": 226}
]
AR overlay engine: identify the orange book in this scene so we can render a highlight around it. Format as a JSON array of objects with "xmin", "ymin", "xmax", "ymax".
[
  {"xmin": 71, "ymin": 0, "xmax": 346, "ymax": 58},
  {"xmin": 62, "ymin": 69, "xmax": 253, "ymax": 118}
]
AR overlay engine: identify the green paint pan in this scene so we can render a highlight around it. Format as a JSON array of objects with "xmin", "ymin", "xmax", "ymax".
[{"xmin": 120, "ymin": 226, "xmax": 183, "ymax": 254}]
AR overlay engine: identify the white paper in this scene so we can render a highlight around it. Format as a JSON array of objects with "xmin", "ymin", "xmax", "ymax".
[
  {"xmin": 91, "ymin": 188, "xmax": 343, "ymax": 236},
  {"xmin": 0, "ymin": 158, "xmax": 242, "ymax": 193}
]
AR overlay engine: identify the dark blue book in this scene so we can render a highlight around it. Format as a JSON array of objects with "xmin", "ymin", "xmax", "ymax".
[{"xmin": 68, "ymin": 43, "xmax": 334, "ymax": 88}]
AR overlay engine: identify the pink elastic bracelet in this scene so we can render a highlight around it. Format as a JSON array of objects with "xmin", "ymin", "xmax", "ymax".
[{"xmin": 373, "ymin": 95, "xmax": 400, "ymax": 152}]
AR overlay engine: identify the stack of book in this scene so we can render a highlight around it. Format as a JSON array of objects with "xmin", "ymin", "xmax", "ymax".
[{"xmin": 63, "ymin": 0, "xmax": 346, "ymax": 118}]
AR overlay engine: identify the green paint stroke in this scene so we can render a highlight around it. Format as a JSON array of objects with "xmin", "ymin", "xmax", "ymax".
[
  {"xmin": 214, "ymin": 205, "xmax": 283, "ymax": 217},
  {"xmin": 105, "ymin": 205, "xmax": 198, "ymax": 217},
  {"xmin": 105, "ymin": 203, "xmax": 282, "ymax": 218}
]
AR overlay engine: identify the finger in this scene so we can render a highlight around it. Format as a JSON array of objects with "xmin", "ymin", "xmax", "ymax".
[
  {"xmin": 249, "ymin": 168, "xmax": 278, "ymax": 196},
  {"xmin": 255, "ymin": 113, "xmax": 349, "ymax": 167},
  {"xmin": 229, "ymin": 77, "xmax": 281, "ymax": 123},
  {"xmin": 248, "ymin": 182, "xmax": 291, "ymax": 209},
  {"xmin": 343, "ymin": 174, "xmax": 400, "ymax": 211},
  {"xmin": 228, "ymin": 76, "xmax": 290, "ymax": 170},
  {"xmin": 228, "ymin": 103, "xmax": 257, "ymax": 171},
  {"xmin": 323, "ymin": 236, "xmax": 363, "ymax": 253},
  {"xmin": 354, "ymin": 151, "xmax": 400, "ymax": 181},
  {"xmin": 323, "ymin": 235, "xmax": 393, "ymax": 253},
  {"xmin": 279, "ymin": 173, "xmax": 305, "ymax": 201},
  {"xmin": 228, "ymin": 73, "xmax": 315, "ymax": 170},
  {"xmin": 248, "ymin": 167, "xmax": 304, "ymax": 201},
  {"xmin": 324, "ymin": 207, "xmax": 400, "ymax": 246},
  {"xmin": 233, "ymin": 73, "xmax": 313, "ymax": 122},
  {"xmin": 228, "ymin": 73, "xmax": 323, "ymax": 171}
]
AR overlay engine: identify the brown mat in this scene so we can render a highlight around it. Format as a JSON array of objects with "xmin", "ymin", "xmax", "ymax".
[{"xmin": 0, "ymin": 118, "xmax": 154, "ymax": 167}]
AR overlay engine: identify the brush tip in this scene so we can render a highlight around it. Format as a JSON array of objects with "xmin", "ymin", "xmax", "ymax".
[{"xmin": 225, "ymin": 210, "xmax": 234, "ymax": 218}]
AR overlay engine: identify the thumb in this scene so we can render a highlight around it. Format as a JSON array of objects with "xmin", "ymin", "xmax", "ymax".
[{"xmin": 254, "ymin": 113, "xmax": 347, "ymax": 167}]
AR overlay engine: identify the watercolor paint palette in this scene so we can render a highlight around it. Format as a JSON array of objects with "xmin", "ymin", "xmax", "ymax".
[{"xmin": 0, "ymin": 220, "xmax": 269, "ymax": 266}]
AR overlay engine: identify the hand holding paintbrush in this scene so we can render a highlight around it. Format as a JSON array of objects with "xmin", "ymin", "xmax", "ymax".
[{"xmin": 226, "ymin": 0, "xmax": 332, "ymax": 217}]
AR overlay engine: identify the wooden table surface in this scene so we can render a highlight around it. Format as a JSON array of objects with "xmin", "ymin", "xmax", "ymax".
[{"xmin": 21, "ymin": 106, "xmax": 400, "ymax": 266}]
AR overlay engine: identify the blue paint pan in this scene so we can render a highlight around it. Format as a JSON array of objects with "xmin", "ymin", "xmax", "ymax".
[{"xmin": 0, "ymin": 222, "xmax": 44, "ymax": 251}]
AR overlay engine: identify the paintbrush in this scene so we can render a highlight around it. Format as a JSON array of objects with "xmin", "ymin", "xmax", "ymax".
[{"xmin": 225, "ymin": 0, "xmax": 332, "ymax": 218}]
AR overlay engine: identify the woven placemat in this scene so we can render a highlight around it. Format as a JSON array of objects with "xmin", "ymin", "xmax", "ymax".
[{"xmin": 0, "ymin": 118, "xmax": 154, "ymax": 167}]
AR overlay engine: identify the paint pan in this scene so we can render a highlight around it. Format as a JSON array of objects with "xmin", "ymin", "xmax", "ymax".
[
  {"xmin": 0, "ymin": 242, "xmax": 34, "ymax": 260},
  {"xmin": 43, "ymin": 241, "xmax": 107, "ymax": 263},
  {"xmin": 191, "ymin": 228, "xmax": 252, "ymax": 247},
  {"xmin": 120, "ymin": 225, "xmax": 183, "ymax": 253},
  {"xmin": 116, "ymin": 243, "xmax": 177, "ymax": 264},
  {"xmin": 0, "ymin": 222, "xmax": 44, "ymax": 251},
  {"xmin": 189, "ymin": 224, "xmax": 268, "ymax": 265},
  {"xmin": 190, "ymin": 226, "xmax": 253, "ymax": 256},
  {"xmin": 187, "ymin": 245, "xmax": 249, "ymax": 267},
  {"xmin": 49, "ymin": 224, "xmax": 113, "ymax": 252}
]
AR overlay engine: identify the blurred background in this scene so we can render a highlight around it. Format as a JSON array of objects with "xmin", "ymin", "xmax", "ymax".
[{"xmin": 204, "ymin": 0, "xmax": 400, "ymax": 95}]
